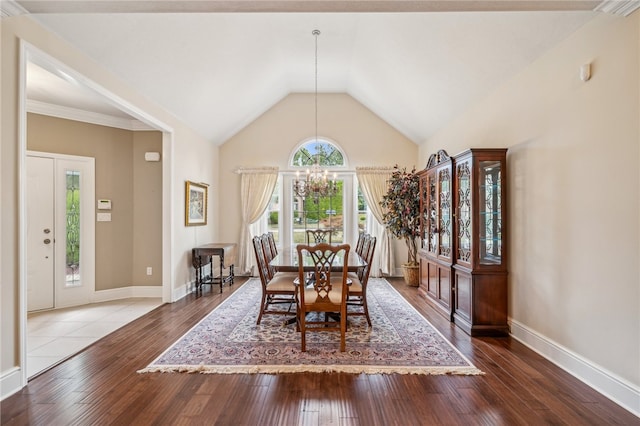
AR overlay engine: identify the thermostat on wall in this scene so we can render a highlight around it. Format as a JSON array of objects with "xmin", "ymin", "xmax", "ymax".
[{"xmin": 98, "ymin": 199, "xmax": 112, "ymax": 210}]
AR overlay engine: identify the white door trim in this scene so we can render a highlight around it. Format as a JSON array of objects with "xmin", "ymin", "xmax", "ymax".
[{"xmin": 17, "ymin": 40, "xmax": 176, "ymax": 392}]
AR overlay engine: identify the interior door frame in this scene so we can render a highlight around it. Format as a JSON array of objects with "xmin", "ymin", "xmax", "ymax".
[{"xmin": 18, "ymin": 40, "xmax": 176, "ymax": 387}]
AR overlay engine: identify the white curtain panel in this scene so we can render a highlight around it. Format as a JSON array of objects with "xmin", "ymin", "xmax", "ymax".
[
  {"xmin": 237, "ymin": 167, "xmax": 279, "ymax": 274},
  {"xmin": 355, "ymin": 167, "xmax": 396, "ymax": 277}
]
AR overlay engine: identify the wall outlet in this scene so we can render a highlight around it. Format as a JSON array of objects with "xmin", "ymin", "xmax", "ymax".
[{"xmin": 146, "ymin": 267, "xmax": 152, "ymax": 276}]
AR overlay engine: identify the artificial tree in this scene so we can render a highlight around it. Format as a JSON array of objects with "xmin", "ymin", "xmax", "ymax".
[{"xmin": 380, "ymin": 165, "xmax": 421, "ymax": 285}]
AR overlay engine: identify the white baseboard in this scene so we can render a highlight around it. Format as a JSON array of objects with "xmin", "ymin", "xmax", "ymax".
[
  {"xmin": 1, "ymin": 367, "xmax": 22, "ymax": 401},
  {"xmin": 91, "ymin": 285, "xmax": 163, "ymax": 303},
  {"xmin": 509, "ymin": 318, "xmax": 640, "ymax": 417},
  {"xmin": 172, "ymin": 280, "xmax": 194, "ymax": 302}
]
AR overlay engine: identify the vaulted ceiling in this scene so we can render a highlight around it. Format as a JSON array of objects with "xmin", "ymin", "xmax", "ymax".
[{"xmin": 11, "ymin": 1, "xmax": 617, "ymax": 145}]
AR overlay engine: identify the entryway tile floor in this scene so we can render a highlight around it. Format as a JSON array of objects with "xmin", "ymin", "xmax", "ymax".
[{"xmin": 27, "ymin": 298, "xmax": 162, "ymax": 378}]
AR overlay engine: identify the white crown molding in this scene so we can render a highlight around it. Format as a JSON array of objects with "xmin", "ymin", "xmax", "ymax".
[
  {"xmin": 595, "ymin": 0, "xmax": 640, "ymax": 16},
  {"xmin": 27, "ymin": 99, "xmax": 154, "ymax": 131},
  {"xmin": 0, "ymin": 0, "xmax": 28, "ymax": 19}
]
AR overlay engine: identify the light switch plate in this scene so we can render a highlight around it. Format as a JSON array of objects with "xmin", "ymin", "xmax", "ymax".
[{"xmin": 97, "ymin": 213, "xmax": 111, "ymax": 222}]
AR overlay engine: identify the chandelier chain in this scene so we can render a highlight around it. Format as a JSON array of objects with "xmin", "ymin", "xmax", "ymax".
[{"xmin": 293, "ymin": 29, "xmax": 337, "ymax": 203}]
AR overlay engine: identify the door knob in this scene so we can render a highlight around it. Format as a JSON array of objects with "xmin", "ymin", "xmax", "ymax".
[
  {"xmin": 44, "ymin": 238, "xmax": 51, "ymax": 244},
  {"xmin": 44, "ymin": 228, "xmax": 51, "ymax": 234}
]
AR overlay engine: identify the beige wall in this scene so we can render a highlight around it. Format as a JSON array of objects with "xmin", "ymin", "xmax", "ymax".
[
  {"xmin": 132, "ymin": 131, "xmax": 163, "ymax": 285},
  {"xmin": 219, "ymin": 93, "xmax": 418, "ymax": 267},
  {"xmin": 26, "ymin": 113, "xmax": 163, "ymax": 290},
  {"xmin": 419, "ymin": 13, "xmax": 639, "ymax": 390},
  {"xmin": 2, "ymin": 16, "xmax": 218, "ymax": 390}
]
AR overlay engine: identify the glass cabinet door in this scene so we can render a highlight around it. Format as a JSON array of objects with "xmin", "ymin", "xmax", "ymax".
[
  {"xmin": 456, "ymin": 159, "xmax": 472, "ymax": 265},
  {"xmin": 438, "ymin": 167, "xmax": 452, "ymax": 260},
  {"xmin": 427, "ymin": 173, "xmax": 438, "ymax": 255},
  {"xmin": 478, "ymin": 160, "xmax": 503, "ymax": 265}
]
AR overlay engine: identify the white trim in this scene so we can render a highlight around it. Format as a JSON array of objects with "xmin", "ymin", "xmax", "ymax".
[
  {"xmin": 27, "ymin": 100, "xmax": 153, "ymax": 131},
  {"xmin": 172, "ymin": 280, "xmax": 195, "ymax": 302},
  {"xmin": 92, "ymin": 286, "xmax": 163, "ymax": 303},
  {"xmin": 17, "ymin": 39, "xmax": 176, "ymax": 397},
  {"xmin": 0, "ymin": 0, "xmax": 28, "ymax": 18},
  {"xmin": 509, "ymin": 318, "xmax": 640, "ymax": 417},
  {"xmin": 18, "ymin": 38, "xmax": 29, "ymax": 391},
  {"xmin": 0, "ymin": 368, "xmax": 22, "ymax": 401},
  {"xmin": 594, "ymin": 0, "xmax": 640, "ymax": 16}
]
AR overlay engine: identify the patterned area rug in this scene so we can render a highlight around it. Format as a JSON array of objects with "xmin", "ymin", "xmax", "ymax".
[{"xmin": 138, "ymin": 278, "xmax": 483, "ymax": 375}]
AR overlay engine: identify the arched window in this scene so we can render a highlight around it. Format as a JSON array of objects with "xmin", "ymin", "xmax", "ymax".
[
  {"xmin": 291, "ymin": 139, "xmax": 345, "ymax": 168},
  {"xmin": 257, "ymin": 138, "xmax": 360, "ymax": 249}
]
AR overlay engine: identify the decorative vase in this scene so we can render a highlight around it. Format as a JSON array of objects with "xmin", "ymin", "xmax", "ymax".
[{"xmin": 402, "ymin": 263, "xmax": 420, "ymax": 287}]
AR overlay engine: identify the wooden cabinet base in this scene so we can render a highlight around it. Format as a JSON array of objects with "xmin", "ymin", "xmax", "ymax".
[{"xmin": 453, "ymin": 267, "xmax": 508, "ymax": 336}]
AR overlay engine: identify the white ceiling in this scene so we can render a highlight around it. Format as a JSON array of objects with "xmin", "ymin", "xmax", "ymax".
[{"xmin": 13, "ymin": 1, "xmax": 609, "ymax": 145}]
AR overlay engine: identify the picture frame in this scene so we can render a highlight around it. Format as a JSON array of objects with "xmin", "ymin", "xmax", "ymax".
[{"xmin": 185, "ymin": 181, "xmax": 208, "ymax": 226}]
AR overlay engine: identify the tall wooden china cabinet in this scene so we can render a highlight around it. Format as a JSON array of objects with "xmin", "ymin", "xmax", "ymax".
[{"xmin": 418, "ymin": 148, "xmax": 508, "ymax": 336}]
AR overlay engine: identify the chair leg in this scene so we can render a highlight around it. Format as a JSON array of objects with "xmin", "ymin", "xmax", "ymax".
[
  {"xmin": 340, "ymin": 307, "xmax": 346, "ymax": 352},
  {"xmin": 362, "ymin": 297, "xmax": 371, "ymax": 327},
  {"xmin": 256, "ymin": 294, "xmax": 267, "ymax": 325},
  {"xmin": 300, "ymin": 309, "xmax": 307, "ymax": 352}
]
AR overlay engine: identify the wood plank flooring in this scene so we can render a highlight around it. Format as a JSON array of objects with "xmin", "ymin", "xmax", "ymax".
[{"xmin": 2, "ymin": 277, "xmax": 637, "ymax": 425}]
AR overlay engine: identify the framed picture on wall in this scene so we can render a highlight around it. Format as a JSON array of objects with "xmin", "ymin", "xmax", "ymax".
[{"xmin": 185, "ymin": 181, "xmax": 208, "ymax": 226}]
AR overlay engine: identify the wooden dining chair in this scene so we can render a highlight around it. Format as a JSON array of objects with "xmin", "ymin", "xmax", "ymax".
[
  {"xmin": 295, "ymin": 243, "xmax": 350, "ymax": 352},
  {"xmin": 252, "ymin": 235, "xmax": 297, "ymax": 325},
  {"xmin": 348, "ymin": 234, "xmax": 377, "ymax": 326},
  {"xmin": 305, "ymin": 229, "xmax": 332, "ymax": 244}
]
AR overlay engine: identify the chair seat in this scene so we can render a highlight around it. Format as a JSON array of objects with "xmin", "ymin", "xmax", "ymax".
[
  {"xmin": 266, "ymin": 273, "xmax": 297, "ymax": 292},
  {"xmin": 303, "ymin": 285, "xmax": 345, "ymax": 305},
  {"xmin": 348, "ymin": 278, "xmax": 363, "ymax": 293}
]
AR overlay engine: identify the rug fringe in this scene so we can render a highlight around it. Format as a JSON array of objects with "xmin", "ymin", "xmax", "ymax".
[{"xmin": 137, "ymin": 365, "xmax": 484, "ymax": 376}]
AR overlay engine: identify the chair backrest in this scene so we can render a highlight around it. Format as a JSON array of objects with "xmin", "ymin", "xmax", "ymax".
[
  {"xmin": 305, "ymin": 229, "xmax": 332, "ymax": 244},
  {"xmin": 296, "ymin": 243, "xmax": 350, "ymax": 305},
  {"xmin": 252, "ymin": 235, "xmax": 271, "ymax": 286},
  {"xmin": 266, "ymin": 232, "xmax": 278, "ymax": 257},
  {"xmin": 355, "ymin": 232, "xmax": 365, "ymax": 256},
  {"xmin": 259, "ymin": 233, "xmax": 276, "ymax": 280},
  {"xmin": 358, "ymin": 235, "xmax": 377, "ymax": 283}
]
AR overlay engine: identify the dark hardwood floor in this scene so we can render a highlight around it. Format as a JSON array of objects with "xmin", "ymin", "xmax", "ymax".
[{"xmin": 2, "ymin": 277, "xmax": 637, "ymax": 425}]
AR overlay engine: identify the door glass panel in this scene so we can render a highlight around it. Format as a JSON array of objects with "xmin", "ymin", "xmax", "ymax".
[
  {"xmin": 66, "ymin": 170, "xmax": 81, "ymax": 287},
  {"xmin": 428, "ymin": 174, "xmax": 437, "ymax": 254},
  {"xmin": 479, "ymin": 160, "xmax": 502, "ymax": 265},
  {"xmin": 456, "ymin": 161, "xmax": 471, "ymax": 263},
  {"xmin": 438, "ymin": 168, "xmax": 451, "ymax": 258}
]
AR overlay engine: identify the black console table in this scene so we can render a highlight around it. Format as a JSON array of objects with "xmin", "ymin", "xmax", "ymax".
[{"xmin": 192, "ymin": 243, "xmax": 236, "ymax": 294}]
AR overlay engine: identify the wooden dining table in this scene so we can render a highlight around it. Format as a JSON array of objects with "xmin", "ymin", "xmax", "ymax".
[{"xmin": 269, "ymin": 245, "xmax": 367, "ymax": 273}]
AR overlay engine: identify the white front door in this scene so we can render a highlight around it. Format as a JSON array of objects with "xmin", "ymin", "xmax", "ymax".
[
  {"xmin": 26, "ymin": 156, "xmax": 55, "ymax": 311},
  {"xmin": 27, "ymin": 152, "xmax": 95, "ymax": 311}
]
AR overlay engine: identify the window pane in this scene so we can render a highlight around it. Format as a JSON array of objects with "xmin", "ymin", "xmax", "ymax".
[
  {"xmin": 357, "ymin": 186, "xmax": 367, "ymax": 234},
  {"xmin": 267, "ymin": 180, "xmax": 280, "ymax": 244},
  {"xmin": 292, "ymin": 140, "xmax": 344, "ymax": 167},
  {"xmin": 292, "ymin": 180, "xmax": 344, "ymax": 243}
]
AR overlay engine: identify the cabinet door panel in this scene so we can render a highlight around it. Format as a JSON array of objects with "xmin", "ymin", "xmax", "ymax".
[
  {"xmin": 426, "ymin": 262, "xmax": 438, "ymax": 299},
  {"xmin": 454, "ymin": 271, "xmax": 472, "ymax": 322},
  {"xmin": 438, "ymin": 266, "xmax": 451, "ymax": 306}
]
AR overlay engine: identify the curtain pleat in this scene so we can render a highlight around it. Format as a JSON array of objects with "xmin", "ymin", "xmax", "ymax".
[
  {"xmin": 237, "ymin": 167, "xmax": 279, "ymax": 274},
  {"xmin": 355, "ymin": 167, "xmax": 395, "ymax": 276}
]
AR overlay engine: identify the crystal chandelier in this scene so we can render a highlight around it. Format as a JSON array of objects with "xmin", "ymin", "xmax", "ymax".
[{"xmin": 293, "ymin": 29, "xmax": 337, "ymax": 201}]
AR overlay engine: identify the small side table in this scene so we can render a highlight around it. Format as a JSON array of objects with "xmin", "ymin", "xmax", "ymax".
[{"xmin": 192, "ymin": 243, "xmax": 236, "ymax": 294}]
